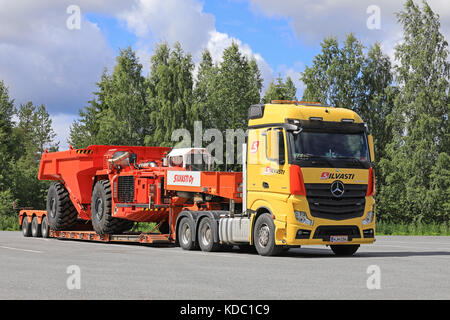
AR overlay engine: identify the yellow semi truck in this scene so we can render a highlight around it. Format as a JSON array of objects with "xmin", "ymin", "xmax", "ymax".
[{"xmin": 223, "ymin": 100, "xmax": 376, "ymax": 256}]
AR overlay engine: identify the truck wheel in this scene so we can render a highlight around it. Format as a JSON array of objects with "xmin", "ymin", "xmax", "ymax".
[
  {"xmin": 178, "ymin": 218, "xmax": 195, "ymax": 250},
  {"xmin": 330, "ymin": 245, "xmax": 360, "ymax": 256},
  {"xmin": 46, "ymin": 182, "xmax": 77, "ymax": 230},
  {"xmin": 41, "ymin": 215, "xmax": 50, "ymax": 238},
  {"xmin": 31, "ymin": 216, "xmax": 42, "ymax": 237},
  {"xmin": 198, "ymin": 217, "xmax": 220, "ymax": 252},
  {"xmin": 22, "ymin": 217, "xmax": 31, "ymax": 237},
  {"xmin": 91, "ymin": 180, "xmax": 133, "ymax": 234},
  {"xmin": 253, "ymin": 213, "xmax": 282, "ymax": 256}
]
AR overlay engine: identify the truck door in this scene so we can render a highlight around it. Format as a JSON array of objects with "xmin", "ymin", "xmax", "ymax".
[{"xmin": 247, "ymin": 127, "xmax": 289, "ymax": 195}]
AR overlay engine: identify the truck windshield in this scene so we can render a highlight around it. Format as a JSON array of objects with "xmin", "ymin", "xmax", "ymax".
[{"xmin": 291, "ymin": 131, "xmax": 370, "ymax": 162}]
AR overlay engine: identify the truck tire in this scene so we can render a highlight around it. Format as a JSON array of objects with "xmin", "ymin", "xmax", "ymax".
[
  {"xmin": 22, "ymin": 217, "xmax": 31, "ymax": 237},
  {"xmin": 46, "ymin": 182, "xmax": 78, "ymax": 230},
  {"xmin": 178, "ymin": 217, "xmax": 196, "ymax": 250},
  {"xmin": 253, "ymin": 213, "xmax": 282, "ymax": 256},
  {"xmin": 91, "ymin": 180, "xmax": 134, "ymax": 234},
  {"xmin": 41, "ymin": 215, "xmax": 50, "ymax": 238},
  {"xmin": 198, "ymin": 217, "xmax": 220, "ymax": 252},
  {"xmin": 330, "ymin": 244, "xmax": 360, "ymax": 256},
  {"xmin": 31, "ymin": 216, "xmax": 42, "ymax": 237}
]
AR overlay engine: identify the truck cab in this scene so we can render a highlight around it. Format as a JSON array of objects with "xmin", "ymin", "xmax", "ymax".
[{"xmin": 245, "ymin": 101, "xmax": 376, "ymax": 255}]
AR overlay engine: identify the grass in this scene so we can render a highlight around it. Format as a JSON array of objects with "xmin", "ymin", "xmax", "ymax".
[
  {"xmin": 376, "ymin": 221, "xmax": 450, "ymax": 236},
  {"xmin": 0, "ymin": 215, "xmax": 20, "ymax": 231}
]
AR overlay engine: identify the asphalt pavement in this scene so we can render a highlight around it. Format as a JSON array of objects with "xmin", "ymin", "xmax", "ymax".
[{"xmin": 0, "ymin": 231, "xmax": 449, "ymax": 299}]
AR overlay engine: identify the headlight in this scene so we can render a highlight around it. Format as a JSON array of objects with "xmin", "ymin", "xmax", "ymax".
[
  {"xmin": 362, "ymin": 211, "xmax": 374, "ymax": 225},
  {"xmin": 294, "ymin": 211, "xmax": 314, "ymax": 226}
]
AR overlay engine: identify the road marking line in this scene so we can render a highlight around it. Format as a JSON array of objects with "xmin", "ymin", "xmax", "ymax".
[{"xmin": 0, "ymin": 245, "xmax": 43, "ymax": 253}]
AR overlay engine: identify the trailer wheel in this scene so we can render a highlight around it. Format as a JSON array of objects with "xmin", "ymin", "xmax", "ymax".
[
  {"xmin": 46, "ymin": 182, "xmax": 77, "ymax": 230},
  {"xmin": 198, "ymin": 217, "xmax": 220, "ymax": 252},
  {"xmin": 41, "ymin": 215, "xmax": 50, "ymax": 238},
  {"xmin": 330, "ymin": 245, "xmax": 360, "ymax": 256},
  {"xmin": 31, "ymin": 216, "xmax": 42, "ymax": 237},
  {"xmin": 178, "ymin": 218, "xmax": 195, "ymax": 250},
  {"xmin": 22, "ymin": 217, "xmax": 31, "ymax": 237},
  {"xmin": 253, "ymin": 213, "xmax": 282, "ymax": 256},
  {"xmin": 91, "ymin": 180, "xmax": 133, "ymax": 234}
]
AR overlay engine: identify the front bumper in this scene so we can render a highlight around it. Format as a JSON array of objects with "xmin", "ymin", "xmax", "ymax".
[{"xmin": 274, "ymin": 219, "xmax": 376, "ymax": 246}]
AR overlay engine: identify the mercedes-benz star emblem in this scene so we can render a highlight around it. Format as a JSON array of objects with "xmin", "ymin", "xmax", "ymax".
[{"xmin": 331, "ymin": 180, "xmax": 345, "ymax": 198}]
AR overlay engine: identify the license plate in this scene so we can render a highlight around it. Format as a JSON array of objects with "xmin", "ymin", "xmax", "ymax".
[{"xmin": 330, "ymin": 235, "xmax": 348, "ymax": 243}]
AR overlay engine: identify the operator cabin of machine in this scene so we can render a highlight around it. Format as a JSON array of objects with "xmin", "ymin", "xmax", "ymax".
[{"xmin": 166, "ymin": 148, "xmax": 212, "ymax": 171}]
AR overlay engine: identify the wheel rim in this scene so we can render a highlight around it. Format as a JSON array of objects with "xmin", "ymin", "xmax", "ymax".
[
  {"xmin": 42, "ymin": 218, "xmax": 48, "ymax": 235},
  {"xmin": 95, "ymin": 198, "xmax": 104, "ymax": 220},
  {"xmin": 181, "ymin": 222, "xmax": 191, "ymax": 245},
  {"xmin": 50, "ymin": 199, "xmax": 56, "ymax": 218},
  {"xmin": 200, "ymin": 222, "xmax": 211, "ymax": 247},
  {"xmin": 258, "ymin": 224, "xmax": 270, "ymax": 247}
]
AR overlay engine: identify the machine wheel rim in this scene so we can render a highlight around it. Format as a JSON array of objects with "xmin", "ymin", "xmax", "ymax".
[
  {"xmin": 95, "ymin": 198, "xmax": 104, "ymax": 220},
  {"xmin": 258, "ymin": 224, "xmax": 270, "ymax": 247},
  {"xmin": 50, "ymin": 199, "xmax": 56, "ymax": 218}
]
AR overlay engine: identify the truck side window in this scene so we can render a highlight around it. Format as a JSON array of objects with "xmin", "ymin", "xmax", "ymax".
[{"xmin": 265, "ymin": 128, "xmax": 285, "ymax": 164}]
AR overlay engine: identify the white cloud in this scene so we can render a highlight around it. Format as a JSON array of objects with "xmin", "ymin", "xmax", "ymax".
[
  {"xmin": 249, "ymin": 0, "xmax": 450, "ymax": 57},
  {"xmin": 0, "ymin": 1, "xmax": 119, "ymax": 115}
]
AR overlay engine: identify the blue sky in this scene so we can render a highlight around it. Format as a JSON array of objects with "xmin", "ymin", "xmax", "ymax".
[{"xmin": 0, "ymin": 0, "xmax": 449, "ymax": 149}]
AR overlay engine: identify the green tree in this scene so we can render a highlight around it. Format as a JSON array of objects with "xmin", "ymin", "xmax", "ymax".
[
  {"xmin": 300, "ymin": 34, "xmax": 396, "ymax": 186},
  {"xmin": 214, "ymin": 42, "xmax": 262, "ymax": 132},
  {"xmin": 0, "ymin": 81, "xmax": 15, "ymax": 217},
  {"xmin": 146, "ymin": 42, "xmax": 194, "ymax": 146},
  {"xmin": 10, "ymin": 102, "xmax": 58, "ymax": 209},
  {"xmin": 263, "ymin": 75, "xmax": 297, "ymax": 102},
  {"xmin": 192, "ymin": 49, "xmax": 218, "ymax": 129},
  {"xmin": 378, "ymin": 0, "xmax": 449, "ymax": 223}
]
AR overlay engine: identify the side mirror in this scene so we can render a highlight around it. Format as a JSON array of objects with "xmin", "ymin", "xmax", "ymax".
[{"xmin": 367, "ymin": 135, "xmax": 375, "ymax": 162}]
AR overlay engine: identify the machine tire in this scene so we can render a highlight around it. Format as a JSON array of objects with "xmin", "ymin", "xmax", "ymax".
[
  {"xmin": 178, "ymin": 217, "xmax": 196, "ymax": 250},
  {"xmin": 198, "ymin": 217, "xmax": 220, "ymax": 252},
  {"xmin": 253, "ymin": 213, "xmax": 282, "ymax": 256},
  {"xmin": 91, "ymin": 180, "xmax": 133, "ymax": 235},
  {"xmin": 330, "ymin": 244, "xmax": 360, "ymax": 256},
  {"xmin": 31, "ymin": 216, "xmax": 41, "ymax": 237},
  {"xmin": 41, "ymin": 215, "xmax": 50, "ymax": 238},
  {"xmin": 22, "ymin": 217, "xmax": 31, "ymax": 237},
  {"xmin": 46, "ymin": 182, "xmax": 77, "ymax": 230}
]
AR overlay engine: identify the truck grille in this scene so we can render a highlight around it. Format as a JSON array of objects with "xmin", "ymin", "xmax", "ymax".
[
  {"xmin": 313, "ymin": 225, "xmax": 361, "ymax": 241},
  {"xmin": 305, "ymin": 183, "xmax": 366, "ymax": 220},
  {"xmin": 117, "ymin": 176, "xmax": 135, "ymax": 203}
]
